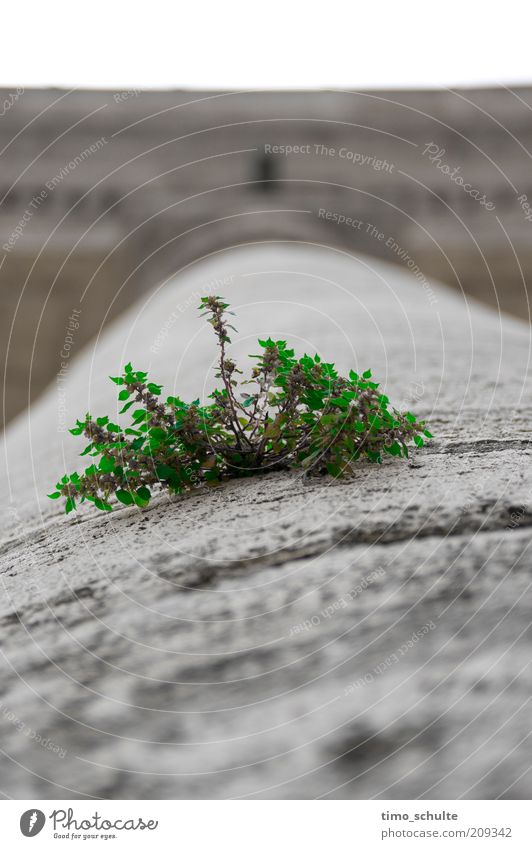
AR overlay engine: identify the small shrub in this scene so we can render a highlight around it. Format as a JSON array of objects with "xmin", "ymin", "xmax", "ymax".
[{"xmin": 48, "ymin": 297, "xmax": 432, "ymax": 514}]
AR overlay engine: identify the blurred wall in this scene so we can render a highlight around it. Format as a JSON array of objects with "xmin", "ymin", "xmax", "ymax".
[{"xmin": 1, "ymin": 87, "xmax": 531, "ymax": 426}]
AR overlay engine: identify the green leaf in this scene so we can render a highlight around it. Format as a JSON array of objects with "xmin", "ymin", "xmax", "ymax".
[
  {"xmin": 119, "ymin": 400, "xmax": 135, "ymax": 414},
  {"xmin": 99, "ymin": 455, "xmax": 115, "ymax": 473},
  {"xmin": 47, "ymin": 491, "xmax": 61, "ymax": 499},
  {"xmin": 155, "ymin": 464, "xmax": 176, "ymax": 481},
  {"xmin": 132, "ymin": 409, "xmax": 151, "ymax": 422},
  {"xmin": 65, "ymin": 497, "xmax": 76, "ymax": 514},
  {"xmin": 386, "ymin": 442, "xmax": 402, "ymax": 457},
  {"xmin": 133, "ymin": 486, "xmax": 151, "ymax": 507},
  {"xmin": 110, "ymin": 376, "xmax": 124, "ymax": 385},
  {"xmin": 363, "ymin": 369, "xmax": 372, "ymax": 379},
  {"xmin": 304, "ymin": 390, "xmax": 325, "ymax": 411},
  {"xmin": 118, "ymin": 389, "xmax": 130, "ymax": 401},
  {"xmin": 116, "ymin": 489, "xmax": 134, "ymax": 506},
  {"xmin": 93, "ymin": 498, "xmax": 112, "ymax": 512}
]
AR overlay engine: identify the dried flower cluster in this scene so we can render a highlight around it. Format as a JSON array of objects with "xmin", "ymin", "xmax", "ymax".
[{"xmin": 49, "ymin": 297, "xmax": 432, "ymax": 514}]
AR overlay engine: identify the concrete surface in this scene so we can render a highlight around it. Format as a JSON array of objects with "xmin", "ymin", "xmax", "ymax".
[{"xmin": 0, "ymin": 244, "xmax": 531, "ymax": 798}]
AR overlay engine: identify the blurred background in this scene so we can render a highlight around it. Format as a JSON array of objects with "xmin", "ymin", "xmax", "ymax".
[{"xmin": 1, "ymin": 0, "xmax": 532, "ymax": 428}]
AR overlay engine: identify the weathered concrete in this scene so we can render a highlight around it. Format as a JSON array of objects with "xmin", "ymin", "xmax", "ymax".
[{"xmin": 0, "ymin": 244, "xmax": 531, "ymax": 798}]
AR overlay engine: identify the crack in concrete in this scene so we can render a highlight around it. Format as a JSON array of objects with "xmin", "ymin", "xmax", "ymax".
[{"xmin": 427, "ymin": 438, "xmax": 532, "ymax": 455}]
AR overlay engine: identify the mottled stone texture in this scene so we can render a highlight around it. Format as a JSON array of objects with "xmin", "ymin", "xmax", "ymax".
[{"xmin": 0, "ymin": 245, "xmax": 531, "ymax": 799}]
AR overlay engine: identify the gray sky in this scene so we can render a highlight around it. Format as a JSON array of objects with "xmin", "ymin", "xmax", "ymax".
[{"xmin": 2, "ymin": 0, "xmax": 531, "ymax": 90}]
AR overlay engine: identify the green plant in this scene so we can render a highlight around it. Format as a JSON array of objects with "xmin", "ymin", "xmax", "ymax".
[{"xmin": 48, "ymin": 296, "xmax": 432, "ymax": 514}]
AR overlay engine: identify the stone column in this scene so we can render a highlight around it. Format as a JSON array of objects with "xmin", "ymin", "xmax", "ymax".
[{"xmin": 0, "ymin": 244, "xmax": 530, "ymax": 799}]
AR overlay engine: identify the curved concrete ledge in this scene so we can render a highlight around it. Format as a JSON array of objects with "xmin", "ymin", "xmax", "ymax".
[{"xmin": 1, "ymin": 244, "xmax": 531, "ymax": 798}]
